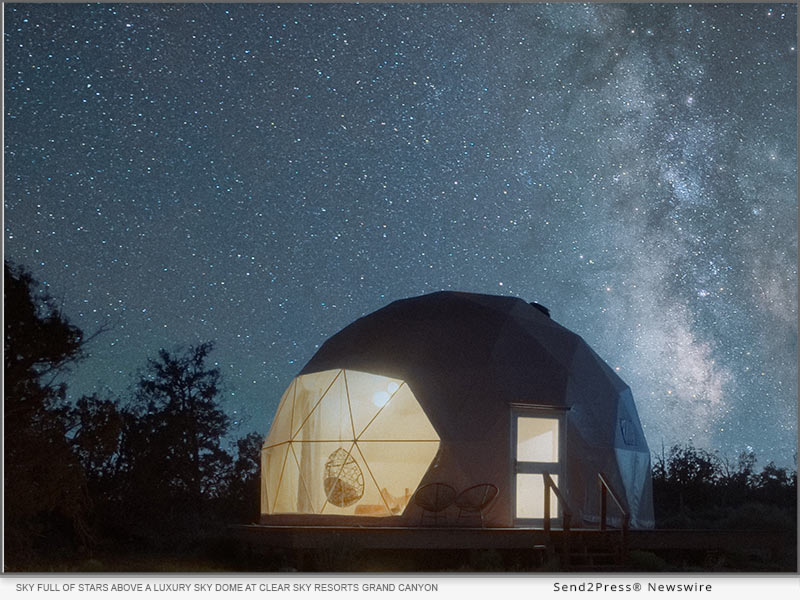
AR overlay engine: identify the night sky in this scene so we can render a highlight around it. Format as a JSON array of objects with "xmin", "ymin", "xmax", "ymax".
[{"xmin": 4, "ymin": 3, "xmax": 797, "ymax": 467}]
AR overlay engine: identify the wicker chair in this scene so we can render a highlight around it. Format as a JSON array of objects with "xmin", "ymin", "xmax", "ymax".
[
  {"xmin": 412, "ymin": 483, "xmax": 456, "ymax": 526},
  {"xmin": 454, "ymin": 484, "xmax": 498, "ymax": 527}
]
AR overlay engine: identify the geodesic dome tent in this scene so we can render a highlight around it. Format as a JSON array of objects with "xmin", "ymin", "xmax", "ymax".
[{"xmin": 260, "ymin": 291, "xmax": 654, "ymax": 529}]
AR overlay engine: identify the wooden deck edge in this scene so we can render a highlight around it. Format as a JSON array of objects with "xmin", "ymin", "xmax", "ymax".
[{"xmin": 229, "ymin": 525, "xmax": 792, "ymax": 552}]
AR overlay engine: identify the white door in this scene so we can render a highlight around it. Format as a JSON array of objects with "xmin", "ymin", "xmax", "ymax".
[{"xmin": 512, "ymin": 409, "xmax": 565, "ymax": 526}]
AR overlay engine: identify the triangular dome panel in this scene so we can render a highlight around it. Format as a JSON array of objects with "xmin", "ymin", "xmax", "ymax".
[
  {"xmin": 359, "ymin": 384, "xmax": 438, "ymax": 441},
  {"xmin": 357, "ymin": 441, "xmax": 439, "ymax": 515},
  {"xmin": 269, "ymin": 443, "xmax": 296, "ymax": 513},
  {"xmin": 262, "ymin": 442, "xmax": 289, "ymax": 513},
  {"xmin": 265, "ymin": 379, "xmax": 296, "ymax": 446},
  {"xmin": 288, "ymin": 443, "xmax": 315, "ymax": 513},
  {"xmin": 293, "ymin": 371, "xmax": 349, "ymax": 442},
  {"xmin": 344, "ymin": 370, "xmax": 404, "ymax": 439},
  {"xmin": 291, "ymin": 369, "xmax": 341, "ymax": 439}
]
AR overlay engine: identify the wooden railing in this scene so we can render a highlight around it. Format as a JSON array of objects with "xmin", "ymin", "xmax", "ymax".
[
  {"xmin": 542, "ymin": 472, "xmax": 572, "ymax": 534},
  {"xmin": 598, "ymin": 472, "xmax": 629, "ymax": 532},
  {"xmin": 542, "ymin": 473, "xmax": 630, "ymax": 566},
  {"xmin": 540, "ymin": 472, "xmax": 630, "ymax": 567},
  {"xmin": 541, "ymin": 472, "xmax": 629, "ymax": 535},
  {"xmin": 598, "ymin": 472, "xmax": 629, "ymax": 560}
]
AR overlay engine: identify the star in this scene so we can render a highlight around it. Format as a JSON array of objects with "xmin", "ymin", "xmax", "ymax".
[{"xmin": 3, "ymin": 2, "xmax": 796, "ymax": 467}]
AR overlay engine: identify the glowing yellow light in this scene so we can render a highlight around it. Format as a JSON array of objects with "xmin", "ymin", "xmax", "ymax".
[{"xmin": 262, "ymin": 370, "xmax": 439, "ymax": 517}]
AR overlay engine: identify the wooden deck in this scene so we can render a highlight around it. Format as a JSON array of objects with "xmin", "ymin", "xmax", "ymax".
[{"xmin": 231, "ymin": 524, "xmax": 790, "ymax": 553}]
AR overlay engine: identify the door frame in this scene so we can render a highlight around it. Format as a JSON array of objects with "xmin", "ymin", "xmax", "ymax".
[{"xmin": 509, "ymin": 404, "xmax": 568, "ymax": 528}]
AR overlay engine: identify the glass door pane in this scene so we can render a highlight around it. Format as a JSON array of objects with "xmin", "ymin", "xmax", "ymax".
[
  {"xmin": 516, "ymin": 473, "xmax": 559, "ymax": 519},
  {"xmin": 516, "ymin": 417, "xmax": 559, "ymax": 462}
]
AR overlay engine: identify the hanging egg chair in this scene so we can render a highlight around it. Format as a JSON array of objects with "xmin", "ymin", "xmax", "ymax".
[{"xmin": 323, "ymin": 447, "xmax": 364, "ymax": 507}]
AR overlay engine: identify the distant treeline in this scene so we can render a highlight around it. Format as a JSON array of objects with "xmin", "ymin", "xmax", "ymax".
[
  {"xmin": 652, "ymin": 443, "xmax": 797, "ymax": 530},
  {"xmin": 3, "ymin": 261, "xmax": 798, "ymax": 570}
]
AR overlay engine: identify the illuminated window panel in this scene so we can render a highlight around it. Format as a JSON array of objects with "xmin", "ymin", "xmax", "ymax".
[
  {"xmin": 345, "ymin": 370, "xmax": 402, "ymax": 437},
  {"xmin": 262, "ymin": 369, "xmax": 440, "ymax": 517},
  {"xmin": 356, "ymin": 441, "xmax": 439, "ymax": 515},
  {"xmin": 516, "ymin": 417, "xmax": 559, "ymax": 462},
  {"xmin": 516, "ymin": 473, "xmax": 559, "ymax": 519}
]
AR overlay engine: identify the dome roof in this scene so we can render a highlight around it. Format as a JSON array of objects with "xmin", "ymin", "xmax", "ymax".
[{"xmin": 301, "ymin": 291, "xmax": 633, "ymax": 444}]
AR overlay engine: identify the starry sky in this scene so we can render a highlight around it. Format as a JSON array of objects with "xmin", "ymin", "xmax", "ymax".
[{"xmin": 4, "ymin": 3, "xmax": 797, "ymax": 467}]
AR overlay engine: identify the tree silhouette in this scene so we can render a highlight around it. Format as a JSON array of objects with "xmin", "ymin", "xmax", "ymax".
[
  {"xmin": 217, "ymin": 432, "xmax": 263, "ymax": 523},
  {"xmin": 117, "ymin": 342, "xmax": 230, "ymax": 535},
  {"xmin": 5, "ymin": 261, "xmax": 272, "ymax": 565},
  {"xmin": 69, "ymin": 394, "xmax": 124, "ymax": 483},
  {"xmin": 4, "ymin": 262, "xmax": 89, "ymax": 565}
]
